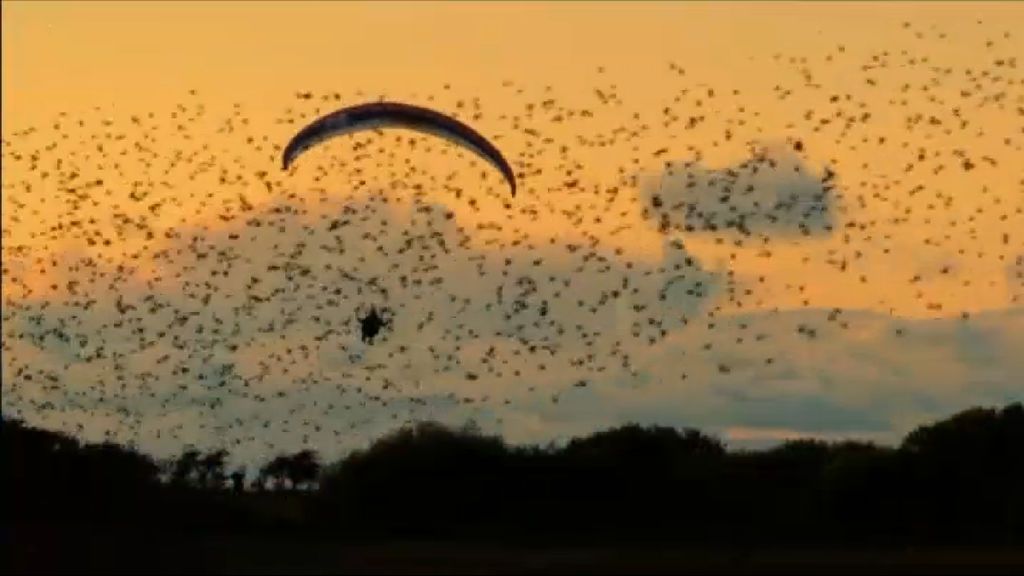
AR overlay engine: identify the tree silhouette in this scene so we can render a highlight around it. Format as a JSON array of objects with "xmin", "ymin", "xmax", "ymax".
[
  {"xmin": 198, "ymin": 449, "xmax": 228, "ymax": 489},
  {"xmin": 284, "ymin": 449, "xmax": 321, "ymax": 491},
  {"xmin": 900, "ymin": 403, "xmax": 1024, "ymax": 543},
  {"xmin": 259, "ymin": 455, "xmax": 290, "ymax": 490},
  {"xmin": 230, "ymin": 467, "xmax": 246, "ymax": 493},
  {"xmin": 4, "ymin": 402, "xmax": 1023, "ymax": 555},
  {"xmin": 257, "ymin": 450, "xmax": 320, "ymax": 491},
  {"xmin": 170, "ymin": 448, "xmax": 202, "ymax": 487}
]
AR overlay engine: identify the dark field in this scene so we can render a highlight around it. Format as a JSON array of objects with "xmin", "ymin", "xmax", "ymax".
[{"xmin": 8, "ymin": 531, "xmax": 1024, "ymax": 575}]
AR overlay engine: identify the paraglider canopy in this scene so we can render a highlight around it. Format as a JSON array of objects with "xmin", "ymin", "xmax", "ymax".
[{"xmin": 282, "ymin": 101, "xmax": 517, "ymax": 196}]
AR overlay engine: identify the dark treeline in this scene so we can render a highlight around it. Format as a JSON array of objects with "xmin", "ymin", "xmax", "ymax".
[{"xmin": 5, "ymin": 403, "xmax": 1023, "ymax": 548}]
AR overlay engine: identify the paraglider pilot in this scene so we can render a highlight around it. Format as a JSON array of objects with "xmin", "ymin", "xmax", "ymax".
[{"xmin": 358, "ymin": 305, "xmax": 392, "ymax": 345}]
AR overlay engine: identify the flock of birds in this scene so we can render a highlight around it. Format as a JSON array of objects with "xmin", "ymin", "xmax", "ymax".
[{"xmin": 1, "ymin": 21, "xmax": 1021, "ymax": 464}]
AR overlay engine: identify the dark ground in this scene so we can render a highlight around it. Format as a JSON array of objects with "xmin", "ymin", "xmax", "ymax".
[{"xmin": 6, "ymin": 529, "xmax": 1024, "ymax": 575}]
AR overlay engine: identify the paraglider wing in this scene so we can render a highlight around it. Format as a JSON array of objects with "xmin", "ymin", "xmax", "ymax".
[{"xmin": 282, "ymin": 101, "xmax": 517, "ymax": 196}]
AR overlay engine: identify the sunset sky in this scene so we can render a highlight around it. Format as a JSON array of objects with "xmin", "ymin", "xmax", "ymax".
[{"xmin": 2, "ymin": 1, "xmax": 1022, "ymax": 466}]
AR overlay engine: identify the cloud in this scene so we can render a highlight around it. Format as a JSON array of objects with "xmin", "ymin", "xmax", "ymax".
[
  {"xmin": 2, "ymin": 187, "xmax": 723, "ymax": 465},
  {"xmin": 638, "ymin": 141, "xmax": 837, "ymax": 238},
  {"xmin": 491, "ymin": 306, "xmax": 1024, "ymax": 449}
]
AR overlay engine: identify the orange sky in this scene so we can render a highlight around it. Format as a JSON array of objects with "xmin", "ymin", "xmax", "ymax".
[
  {"xmin": 4, "ymin": 1, "xmax": 1021, "ymax": 316},
  {"xmin": 2, "ymin": 2, "xmax": 1022, "ymax": 458}
]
